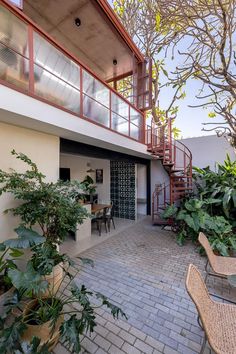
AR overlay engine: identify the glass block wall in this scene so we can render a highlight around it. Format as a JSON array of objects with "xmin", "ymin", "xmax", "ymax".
[{"xmin": 110, "ymin": 161, "xmax": 136, "ymax": 220}]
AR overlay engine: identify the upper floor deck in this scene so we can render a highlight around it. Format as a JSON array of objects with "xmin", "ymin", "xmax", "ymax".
[{"xmin": 0, "ymin": 0, "xmax": 152, "ymax": 144}]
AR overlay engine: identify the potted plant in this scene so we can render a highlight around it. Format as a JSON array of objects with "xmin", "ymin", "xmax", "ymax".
[
  {"xmin": 0, "ymin": 150, "xmax": 89, "ymax": 288},
  {"xmin": 0, "ymin": 259, "xmax": 127, "ymax": 353},
  {"xmin": 0, "ymin": 227, "xmax": 45, "ymax": 314},
  {"xmin": 81, "ymin": 175, "xmax": 97, "ymax": 203}
]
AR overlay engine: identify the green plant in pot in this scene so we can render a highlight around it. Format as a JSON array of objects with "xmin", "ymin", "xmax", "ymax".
[
  {"xmin": 0, "ymin": 259, "xmax": 127, "ymax": 353},
  {"xmin": 0, "ymin": 227, "xmax": 45, "ymax": 315},
  {"xmin": 81, "ymin": 175, "xmax": 97, "ymax": 203},
  {"xmin": 0, "ymin": 151, "xmax": 89, "ymax": 291}
]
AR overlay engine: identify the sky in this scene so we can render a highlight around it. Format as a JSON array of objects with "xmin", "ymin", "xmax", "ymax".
[{"xmin": 108, "ymin": 0, "xmax": 215, "ymax": 139}]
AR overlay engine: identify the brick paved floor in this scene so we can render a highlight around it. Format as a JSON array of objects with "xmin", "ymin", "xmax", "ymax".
[{"xmin": 54, "ymin": 217, "xmax": 236, "ymax": 354}]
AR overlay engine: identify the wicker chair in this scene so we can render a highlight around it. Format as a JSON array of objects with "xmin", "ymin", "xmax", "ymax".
[
  {"xmin": 186, "ymin": 264, "xmax": 236, "ymax": 354},
  {"xmin": 198, "ymin": 232, "xmax": 236, "ymax": 282}
]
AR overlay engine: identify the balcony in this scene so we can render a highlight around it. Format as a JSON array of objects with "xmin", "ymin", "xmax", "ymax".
[{"xmin": 0, "ymin": 2, "xmax": 145, "ymax": 143}]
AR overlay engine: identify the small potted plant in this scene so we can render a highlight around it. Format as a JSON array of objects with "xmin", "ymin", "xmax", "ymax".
[{"xmin": 81, "ymin": 175, "xmax": 97, "ymax": 203}]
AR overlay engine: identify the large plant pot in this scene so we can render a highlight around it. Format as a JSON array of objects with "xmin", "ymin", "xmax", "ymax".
[
  {"xmin": 0, "ymin": 286, "xmax": 14, "ymax": 316},
  {"xmin": 41, "ymin": 263, "xmax": 64, "ymax": 297},
  {"xmin": 22, "ymin": 299, "xmax": 64, "ymax": 350}
]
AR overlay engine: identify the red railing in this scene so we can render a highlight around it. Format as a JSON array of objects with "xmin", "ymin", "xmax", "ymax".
[
  {"xmin": 0, "ymin": 1, "xmax": 145, "ymax": 143},
  {"xmin": 147, "ymin": 119, "xmax": 193, "ymax": 222},
  {"xmin": 145, "ymin": 119, "xmax": 192, "ymax": 178}
]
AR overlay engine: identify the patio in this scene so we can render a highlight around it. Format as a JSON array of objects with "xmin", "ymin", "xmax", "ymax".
[{"xmin": 54, "ymin": 217, "xmax": 236, "ymax": 354}]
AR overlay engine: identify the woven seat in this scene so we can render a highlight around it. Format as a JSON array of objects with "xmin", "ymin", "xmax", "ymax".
[
  {"xmin": 186, "ymin": 264, "xmax": 236, "ymax": 354},
  {"xmin": 198, "ymin": 232, "xmax": 236, "ymax": 279}
]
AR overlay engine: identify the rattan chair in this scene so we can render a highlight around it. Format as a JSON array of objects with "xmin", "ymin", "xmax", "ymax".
[
  {"xmin": 198, "ymin": 232, "xmax": 236, "ymax": 282},
  {"xmin": 186, "ymin": 264, "xmax": 236, "ymax": 354}
]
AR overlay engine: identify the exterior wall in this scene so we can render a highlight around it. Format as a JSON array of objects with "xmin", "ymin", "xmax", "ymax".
[
  {"xmin": 60, "ymin": 154, "xmax": 110, "ymax": 203},
  {"xmin": 151, "ymin": 160, "xmax": 169, "ymax": 195},
  {"xmin": 181, "ymin": 135, "xmax": 235, "ymax": 170},
  {"xmin": 137, "ymin": 164, "xmax": 147, "ymax": 215},
  {"xmin": 0, "ymin": 122, "xmax": 59, "ymax": 241}
]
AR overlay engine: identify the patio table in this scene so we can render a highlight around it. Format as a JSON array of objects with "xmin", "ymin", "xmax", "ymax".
[{"xmin": 91, "ymin": 204, "xmax": 112, "ymax": 214}]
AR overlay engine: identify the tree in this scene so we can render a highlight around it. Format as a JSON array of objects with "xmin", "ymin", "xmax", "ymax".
[
  {"xmin": 114, "ymin": 0, "xmax": 236, "ymax": 146},
  {"xmin": 113, "ymin": 0, "xmax": 184, "ymax": 137}
]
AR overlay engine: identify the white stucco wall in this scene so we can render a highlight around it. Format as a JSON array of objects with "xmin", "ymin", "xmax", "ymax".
[
  {"xmin": 180, "ymin": 135, "xmax": 235, "ymax": 170},
  {"xmin": 60, "ymin": 154, "xmax": 110, "ymax": 202},
  {"xmin": 0, "ymin": 122, "xmax": 59, "ymax": 241},
  {"xmin": 137, "ymin": 164, "xmax": 147, "ymax": 215}
]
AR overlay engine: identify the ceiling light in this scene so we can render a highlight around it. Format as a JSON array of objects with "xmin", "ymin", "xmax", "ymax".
[{"xmin": 75, "ymin": 18, "xmax": 81, "ymax": 27}]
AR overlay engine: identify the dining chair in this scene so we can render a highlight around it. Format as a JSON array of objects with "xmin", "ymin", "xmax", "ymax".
[
  {"xmin": 91, "ymin": 210, "xmax": 107, "ymax": 236},
  {"xmin": 198, "ymin": 232, "xmax": 236, "ymax": 282},
  {"xmin": 104, "ymin": 203, "xmax": 115, "ymax": 231},
  {"xmin": 186, "ymin": 263, "xmax": 236, "ymax": 354}
]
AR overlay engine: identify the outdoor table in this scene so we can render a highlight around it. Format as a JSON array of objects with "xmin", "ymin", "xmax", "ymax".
[{"xmin": 91, "ymin": 204, "xmax": 112, "ymax": 214}]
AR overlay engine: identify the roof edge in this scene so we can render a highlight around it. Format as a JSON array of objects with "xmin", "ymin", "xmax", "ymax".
[{"xmin": 95, "ymin": 0, "xmax": 144, "ymax": 63}]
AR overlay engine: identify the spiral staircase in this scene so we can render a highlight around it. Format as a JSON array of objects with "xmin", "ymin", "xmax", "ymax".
[{"xmin": 146, "ymin": 120, "xmax": 193, "ymax": 225}]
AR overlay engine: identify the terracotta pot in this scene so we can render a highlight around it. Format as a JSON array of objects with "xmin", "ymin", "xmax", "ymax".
[
  {"xmin": 22, "ymin": 299, "xmax": 64, "ymax": 350},
  {"xmin": 0, "ymin": 286, "xmax": 14, "ymax": 316},
  {"xmin": 40, "ymin": 263, "xmax": 64, "ymax": 297}
]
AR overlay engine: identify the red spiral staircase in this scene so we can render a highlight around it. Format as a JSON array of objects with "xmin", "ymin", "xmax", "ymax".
[{"xmin": 146, "ymin": 120, "xmax": 193, "ymax": 225}]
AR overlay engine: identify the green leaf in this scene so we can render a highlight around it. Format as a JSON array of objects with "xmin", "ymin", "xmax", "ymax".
[
  {"xmin": 77, "ymin": 257, "xmax": 94, "ymax": 268},
  {"xmin": 9, "ymin": 249, "xmax": 24, "ymax": 258},
  {"xmin": 60, "ymin": 315, "xmax": 82, "ymax": 353},
  {"xmin": 8, "ymin": 262, "xmax": 48, "ymax": 296},
  {"xmin": 0, "ymin": 243, "xmax": 6, "ymax": 251},
  {"xmin": 176, "ymin": 230, "xmax": 186, "ymax": 246},
  {"xmin": 3, "ymin": 227, "xmax": 45, "ymax": 249},
  {"xmin": 162, "ymin": 205, "xmax": 178, "ymax": 218}
]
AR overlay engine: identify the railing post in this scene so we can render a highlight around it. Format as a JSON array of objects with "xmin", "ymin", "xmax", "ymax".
[
  {"xmin": 128, "ymin": 105, "xmax": 130, "ymax": 137},
  {"xmin": 28, "ymin": 25, "xmax": 34, "ymax": 93},
  {"xmin": 184, "ymin": 148, "xmax": 186, "ymax": 173},
  {"xmin": 109, "ymin": 90, "xmax": 112, "ymax": 130}
]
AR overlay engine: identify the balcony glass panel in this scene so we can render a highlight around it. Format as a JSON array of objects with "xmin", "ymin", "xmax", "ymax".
[
  {"xmin": 0, "ymin": 5, "xmax": 29, "ymax": 90},
  {"xmin": 0, "ymin": 5, "xmax": 28, "ymax": 56},
  {"xmin": 34, "ymin": 63, "xmax": 80, "ymax": 113},
  {"xmin": 130, "ymin": 107, "xmax": 142, "ymax": 126},
  {"xmin": 111, "ymin": 93, "xmax": 129, "ymax": 120},
  {"xmin": 33, "ymin": 32, "xmax": 80, "ymax": 113},
  {"xmin": 83, "ymin": 95, "xmax": 109, "ymax": 127},
  {"xmin": 130, "ymin": 123, "xmax": 140, "ymax": 140},
  {"xmin": 83, "ymin": 71, "xmax": 109, "ymax": 107},
  {"xmin": 33, "ymin": 32, "xmax": 80, "ymax": 89},
  {"xmin": 111, "ymin": 112, "xmax": 129, "ymax": 136}
]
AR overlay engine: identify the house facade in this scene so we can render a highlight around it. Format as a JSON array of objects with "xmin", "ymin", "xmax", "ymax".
[{"xmin": 0, "ymin": 0, "xmax": 191, "ymax": 241}]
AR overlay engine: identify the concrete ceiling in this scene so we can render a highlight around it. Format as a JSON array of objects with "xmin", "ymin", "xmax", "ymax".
[{"xmin": 23, "ymin": 0, "xmax": 134, "ymax": 81}]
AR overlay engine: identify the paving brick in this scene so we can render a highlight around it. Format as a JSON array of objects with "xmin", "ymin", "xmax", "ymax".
[
  {"xmin": 134, "ymin": 338, "xmax": 154, "ymax": 354},
  {"xmin": 107, "ymin": 332, "xmax": 124, "ymax": 348},
  {"xmin": 119, "ymin": 329, "xmax": 136, "ymax": 344},
  {"xmin": 122, "ymin": 342, "xmax": 142, "ymax": 354},
  {"xmin": 129, "ymin": 327, "xmax": 147, "ymax": 341},
  {"xmin": 81, "ymin": 337, "xmax": 98, "ymax": 354},
  {"xmin": 108, "ymin": 345, "xmax": 126, "ymax": 354},
  {"xmin": 94, "ymin": 334, "xmax": 111, "ymax": 351},
  {"xmin": 145, "ymin": 335, "xmax": 165, "ymax": 352}
]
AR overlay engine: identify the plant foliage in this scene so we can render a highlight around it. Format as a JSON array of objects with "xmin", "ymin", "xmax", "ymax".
[{"xmin": 163, "ymin": 155, "xmax": 236, "ymax": 255}]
